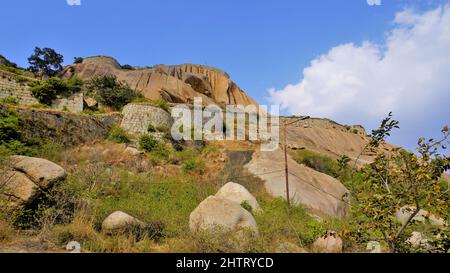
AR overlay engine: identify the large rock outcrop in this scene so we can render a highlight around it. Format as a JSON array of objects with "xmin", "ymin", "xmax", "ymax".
[
  {"xmin": 281, "ymin": 117, "xmax": 394, "ymax": 167},
  {"xmin": 0, "ymin": 54, "xmax": 16, "ymax": 67},
  {"xmin": 61, "ymin": 56, "xmax": 258, "ymax": 108},
  {"xmin": 2, "ymin": 156, "xmax": 67, "ymax": 205},
  {"xmin": 245, "ymin": 148, "xmax": 349, "ymax": 218},
  {"xmin": 10, "ymin": 156, "xmax": 67, "ymax": 189}
]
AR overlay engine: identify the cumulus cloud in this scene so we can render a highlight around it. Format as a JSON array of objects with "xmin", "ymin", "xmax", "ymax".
[{"xmin": 268, "ymin": 5, "xmax": 450, "ymax": 148}]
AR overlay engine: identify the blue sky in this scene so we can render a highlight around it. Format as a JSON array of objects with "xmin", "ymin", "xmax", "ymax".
[{"xmin": 1, "ymin": 0, "xmax": 449, "ymax": 150}]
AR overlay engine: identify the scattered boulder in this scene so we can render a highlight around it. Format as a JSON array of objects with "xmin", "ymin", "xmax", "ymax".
[
  {"xmin": 441, "ymin": 173, "xmax": 450, "ymax": 184},
  {"xmin": 123, "ymin": 147, "xmax": 143, "ymax": 156},
  {"xmin": 189, "ymin": 196, "xmax": 258, "ymax": 234},
  {"xmin": 101, "ymin": 211, "xmax": 145, "ymax": 234},
  {"xmin": 366, "ymin": 241, "xmax": 382, "ymax": 253},
  {"xmin": 275, "ymin": 242, "xmax": 308, "ymax": 253},
  {"xmin": 2, "ymin": 156, "xmax": 67, "ymax": 207},
  {"xmin": 215, "ymin": 182, "xmax": 260, "ymax": 211},
  {"xmin": 10, "ymin": 156, "xmax": 67, "ymax": 189},
  {"xmin": 2, "ymin": 171, "xmax": 41, "ymax": 205},
  {"xmin": 66, "ymin": 241, "xmax": 81, "ymax": 253},
  {"xmin": 407, "ymin": 231, "xmax": 430, "ymax": 249},
  {"xmin": 84, "ymin": 97, "xmax": 98, "ymax": 108},
  {"xmin": 312, "ymin": 231, "xmax": 343, "ymax": 253},
  {"xmin": 396, "ymin": 206, "xmax": 446, "ymax": 227}
]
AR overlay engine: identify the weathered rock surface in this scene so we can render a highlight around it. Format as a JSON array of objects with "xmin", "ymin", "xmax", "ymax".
[
  {"xmin": 245, "ymin": 149, "xmax": 349, "ymax": 218},
  {"xmin": 366, "ymin": 241, "xmax": 382, "ymax": 253},
  {"xmin": 60, "ymin": 56, "xmax": 258, "ymax": 108},
  {"xmin": 2, "ymin": 157, "xmax": 67, "ymax": 206},
  {"xmin": 407, "ymin": 231, "xmax": 430, "ymax": 248},
  {"xmin": 189, "ymin": 196, "xmax": 258, "ymax": 233},
  {"xmin": 102, "ymin": 211, "xmax": 145, "ymax": 234},
  {"xmin": 10, "ymin": 156, "xmax": 67, "ymax": 189},
  {"xmin": 0, "ymin": 54, "xmax": 14, "ymax": 66},
  {"xmin": 215, "ymin": 182, "xmax": 260, "ymax": 210},
  {"xmin": 282, "ymin": 117, "xmax": 394, "ymax": 167},
  {"xmin": 123, "ymin": 147, "xmax": 143, "ymax": 156},
  {"xmin": 2, "ymin": 171, "xmax": 41, "ymax": 205},
  {"xmin": 442, "ymin": 173, "xmax": 450, "ymax": 184},
  {"xmin": 275, "ymin": 242, "xmax": 308, "ymax": 253},
  {"xmin": 120, "ymin": 103, "xmax": 172, "ymax": 134},
  {"xmin": 312, "ymin": 231, "xmax": 343, "ymax": 253},
  {"xmin": 396, "ymin": 206, "xmax": 446, "ymax": 227},
  {"xmin": 0, "ymin": 104, "xmax": 121, "ymax": 146}
]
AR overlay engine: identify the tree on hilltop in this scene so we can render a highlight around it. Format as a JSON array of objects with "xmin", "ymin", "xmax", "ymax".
[{"xmin": 27, "ymin": 47, "xmax": 64, "ymax": 78}]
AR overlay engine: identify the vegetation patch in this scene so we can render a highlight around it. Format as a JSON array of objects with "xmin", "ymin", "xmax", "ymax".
[
  {"xmin": 107, "ymin": 126, "xmax": 130, "ymax": 144},
  {"xmin": 290, "ymin": 149, "xmax": 340, "ymax": 178},
  {"xmin": 86, "ymin": 75, "xmax": 142, "ymax": 110},
  {"xmin": 30, "ymin": 77, "xmax": 83, "ymax": 105}
]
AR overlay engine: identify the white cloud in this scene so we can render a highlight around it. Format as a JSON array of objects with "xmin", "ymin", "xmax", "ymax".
[
  {"xmin": 66, "ymin": 0, "xmax": 81, "ymax": 6},
  {"xmin": 367, "ymin": 0, "xmax": 382, "ymax": 6},
  {"xmin": 268, "ymin": 5, "xmax": 450, "ymax": 147}
]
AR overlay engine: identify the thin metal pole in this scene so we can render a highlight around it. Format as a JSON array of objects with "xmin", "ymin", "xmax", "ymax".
[
  {"xmin": 283, "ymin": 122, "xmax": 290, "ymax": 207},
  {"xmin": 282, "ymin": 116, "xmax": 310, "ymax": 207}
]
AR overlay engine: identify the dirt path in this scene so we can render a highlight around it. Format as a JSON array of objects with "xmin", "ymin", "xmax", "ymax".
[{"xmin": 0, "ymin": 238, "xmax": 65, "ymax": 253}]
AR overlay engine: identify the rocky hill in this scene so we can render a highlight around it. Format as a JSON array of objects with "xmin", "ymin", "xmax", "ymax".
[
  {"xmin": 0, "ymin": 54, "xmax": 17, "ymax": 67},
  {"xmin": 0, "ymin": 54, "xmax": 448, "ymax": 254},
  {"xmin": 61, "ymin": 56, "xmax": 258, "ymax": 108}
]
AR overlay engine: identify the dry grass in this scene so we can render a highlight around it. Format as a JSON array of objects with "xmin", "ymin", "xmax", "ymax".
[
  {"xmin": 0, "ymin": 220, "xmax": 16, "ymax": 243},
  {"xmin": 46, "ymin": 211, "xmax": 159, "ymax": 253}
]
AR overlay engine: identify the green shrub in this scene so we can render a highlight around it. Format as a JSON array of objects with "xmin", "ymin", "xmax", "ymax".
[
  {"xmin": 108, "ymin": 126, "xmax": 130, "ymax": 144},
  {"xmin": 147, "ymin": 124, "xmax": 156, "ymax": 133},
  {"xmin": 30, "ymin": 77, "xmax": 83, "ymax": 105},
  {"xmin": 74, "ymin": 57, "xmax": 83, "ymax": 64},
  {"xmin": 147, "ymin": 143, "xmax": 173, "ymax": 164},
  {"xmin": 153, "ymin": 99, "xmax": 170, "ymax": 112},
  {"xmin": 0, "ymin": 96, "xmax": 19, "ymax": 105},
  {"xmin": 240, "ymin": 201, "xmax": 253, "ymax": 213},
  {"xmin": 156, "ymin": 125, "xmax": 170, "ymax": 133},
  {"xmin": 182, "ymin": 158, "xmax": 206, "ymax": 174},
  {"xmin": 28, "ymin": 103, "xmax": 49, "ymax": 109},
  {"xmin": 121, "ymin": 64, "xmax": 134, "ymax": 70},
  {"xmin": 86, "ymin": 75, "xmax": 141, "ymax": 110},
  {"xmin": 0, "ymin": 107, "xmax": 21, "ymax": 143},
  {"xmin": 290, "ymin": 149, "xmax": 339, "ymax": 178},
  {"xmin": 255, "ymin": 198, "xmax": 326, "ymax": 246},
  {"xmin": 0, "ymin": 107, "xmax": 64, "ymax": 158},
  {"xmin": 139, "ymin": 134, "xmax": 159, "ymax": 152},
  {"xmin": 0, "ymin": 65, "xmax": 34, "ymax": 78}
]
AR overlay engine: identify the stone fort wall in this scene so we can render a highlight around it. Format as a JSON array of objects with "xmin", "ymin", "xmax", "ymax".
[{"xmin": 0, "ymin": 70, "xmax": 84, "ymax": 112}]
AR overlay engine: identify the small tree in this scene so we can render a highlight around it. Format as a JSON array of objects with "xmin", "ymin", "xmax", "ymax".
[
  {"xmin": 139, "ymin": 134, "xmax": 159, "ymax": 152},
  {"xmin": 353, "ymin": 114, "xmax": 450, "ymax": 252},
  {"xmin": 86, "ymin": 75, "xmax": 141, "ymax": 110},
  {"xmin": 73, "ymin": 57, "xmax": 83, "ymax": 64},
  {"xmin": 27, "ymin": 47, "xmax": 64, "ymax": 78},
  {"xmin": 30, "ymin": 77, "xmax": 83, "ymax": 105}
]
